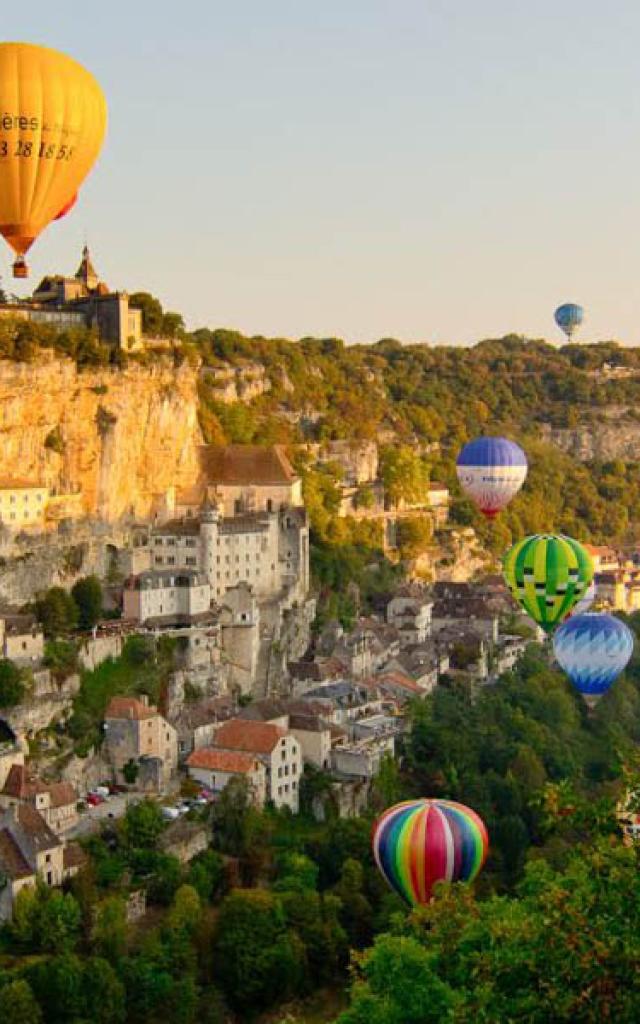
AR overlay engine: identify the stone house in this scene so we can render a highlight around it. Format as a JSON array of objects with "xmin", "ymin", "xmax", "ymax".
[
  {"xmin": 0, "ymin": 804, "xmax": 83, "ymax": 921},
  {"xmin": 195, "ymin": 444, "xmax": 304, "ymax": 516},
  {"xmin": 331, "ymin": 731, "xmax": 395, "ymax": 779},
  {"xmin": 288, "ymin": 713, "xmax": 333, "ymax": 770},
  {"xmin": 171, "ymin": 695, "xmax": 236, "ymax": 760},
  {"xmin": 0, "ymin": 764, "xmax": 78, "ymax": 833},
  {"xmin": 186, "ymin": 747, "xmax": 267, "ymax": 808},
  {"xmin": 0, "ymin": 481, "xmax": 49, "ymax": 530},
  {"xmin": 122, "ymin": 569, "xmax": 212, "ymax": 626},
  {"xmin": 386, "ymin": 589, "xmax": 434, "ymax": 645},
  {"xmin": 212, "ymin": 718, "xmax": 301, "ymax": 812},
  {"xmin": 0, "ymin": 613, "xmax": 45, "ymax": 665},
  {"xmin": 104, "ymin": 695, "xmax": 178, "ymax": 792}
]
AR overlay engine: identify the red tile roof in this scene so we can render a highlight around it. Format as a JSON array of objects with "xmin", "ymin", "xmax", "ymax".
[
  {"xmin": 186, "ymin": 748, "xmax": 259, "ymax": 773},
  {"xmin": 105, "ymin": 696, "xmax": 157, "ymax": 721},
  {"xmin": 0, "ymin": 827, "xmax": 33, "ymax": 879},
  {"xmin": 2, "ymin": 765, "xmax": 76, "ymax": 808},
  {"xmin": 63, "ymin": 844, "xmax": 86, "ymax": 870},
  {"xmin": 375, "ymin": 671, "xmax": 424, "ymax": 694},
  {"xmin": 213, "ymin": 719, "xmax": 285, "ymax": 755},
  {"xmin": 201, "ymin": 444, "xmax": 297, "ymax": 485}
]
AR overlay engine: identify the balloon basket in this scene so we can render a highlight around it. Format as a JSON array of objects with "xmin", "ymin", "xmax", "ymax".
[{"xmin": 12, "ymin": 258, "xmax": 28, "ymax": 279}]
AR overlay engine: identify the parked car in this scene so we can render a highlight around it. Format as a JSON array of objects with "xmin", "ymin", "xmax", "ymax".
[
  {"xmin": 94, "ymin": 786, "xmax": 110, "ymax": 799},
  {"xmin": 86, "ymin": 793, "xmax": 103, "ymax": 807},
  {"xmin": 161, "ymin": 806, "xmax": 180, "ymax": 821}
]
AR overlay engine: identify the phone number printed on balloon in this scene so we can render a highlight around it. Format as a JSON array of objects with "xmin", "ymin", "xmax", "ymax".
[{"xmin": 0, "ymin": 139, "xmax": 76, "ymax": 160}]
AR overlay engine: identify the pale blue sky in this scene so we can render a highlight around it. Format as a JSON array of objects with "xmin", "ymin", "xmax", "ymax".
[{"xmin": 4, "ymin": 1, "xmax": 640, "ymax": 344}]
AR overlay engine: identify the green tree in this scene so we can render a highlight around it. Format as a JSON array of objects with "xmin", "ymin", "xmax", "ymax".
[
  {"xmin": 121, "ymin": 798, "xmax": 164, "ymax": 849},
  {"xmin": 332, "ymin": 859, "xmax": 374, "ymax": 948},
  {"xmin": 379, "ymin": 446, "xmax": 429, "ymax": 506},
  {"xmin": 213, "ymin": 889, "xmax": 303, "ymax": 1013},
  {"xmin": 71, "ymin": 575, "xmax": 103, "ymax": 630},
  {"xmin": 0, "ymin": 658, "xmax": 25, "ymax": 707},
  {"xmin": 91, "ymin": 896, "xmax": 128, "ymax": 962},
  {"xmin": 396, "ymin": 515, "xmax": 433, "ymax": 559},
  {"xmin": 129, "ymin": 291, "xmax": 165, "ymax": 335},
  {"xmin": 35, "ymin": 587, "xmax": 78, "ymax": 637},
  {"xmin": 0, "ymin": 979, "xmax": 43, "ymax": 1024},
  {"xmin": 37, "ymin": 890, "xmax": 82, "ymax": 953},
  {"xmin": 337, "ymin": 934, "xmax": 458, "ymax": 1024},
  {"xmin": 83, "ymin": 957, "xmax": 126, "ymax": 1024}
]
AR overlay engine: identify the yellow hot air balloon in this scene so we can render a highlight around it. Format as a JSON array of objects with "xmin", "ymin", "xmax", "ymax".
[{"xmin": 0, "ymin": 42, "xmax": 107, "ymax": 278}]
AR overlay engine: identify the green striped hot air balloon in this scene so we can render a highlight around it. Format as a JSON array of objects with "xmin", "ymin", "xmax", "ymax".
[{"xmin": 503, "ymin": 534, "xmax": 594, "ymax": 633}]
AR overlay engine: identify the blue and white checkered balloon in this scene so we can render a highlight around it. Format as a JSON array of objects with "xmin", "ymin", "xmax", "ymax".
[{"xmin": 553, "ymin": 612, "xmax": 634, "ymax": 706}]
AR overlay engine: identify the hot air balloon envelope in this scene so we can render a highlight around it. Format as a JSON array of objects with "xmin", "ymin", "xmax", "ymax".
[
  {"xmin": 372, "ymin": 798, "xmax": 489, "ymax": 906},
  {"xmin": 0, "ymin": 43, "xmax": 107, "ymax": 276},
  {"xmin": 456, "ymin": 437, "xmax": 527, "ymax": 518},
  {"xmin": 565, "ymin": 579, "xmax": 596, "ymax": 620},
  {"xmin": 555, "ymin": 303, "xmax": 584, "ymax": 340},
  {"xmin": 54, "ymin": 193, "xmax": 78, "ymax": 220},
  {"xmin": 554, "ymin": 612, "xmax": 634, "ymax": 706},
  {"xmin": 503, "ymin": 534, "xmax": 594, "ymax": 633}
]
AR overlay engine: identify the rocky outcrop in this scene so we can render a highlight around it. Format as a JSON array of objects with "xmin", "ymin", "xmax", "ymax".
[
  {"xmin": 539, "ymin": 416, "xmax": 640, "ymax": 461},
  {"xmin": 0, "ymin": 354, "xmax": 202, "ymax": 521},
  {"xmin": 199, "ymin": 362, "xmax": 271, "ymax": 403}
]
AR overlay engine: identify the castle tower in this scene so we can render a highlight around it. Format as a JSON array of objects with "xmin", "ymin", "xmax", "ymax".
[
  {"xmin": 200, "ymin": 499, "xmax": 220, "ymax": 593},
  {"xmin": 75, "ymin": 245, "xmax": 100, "ymax": 292}
]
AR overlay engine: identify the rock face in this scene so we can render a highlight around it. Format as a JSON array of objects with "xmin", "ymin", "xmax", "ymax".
[
  {"xmin": 539, "ymin": 418, "xmax": 640, "ymax": 462},
  {"xmin": 0, "ymin": 355, "xmax": 202, "ymax": 521}
]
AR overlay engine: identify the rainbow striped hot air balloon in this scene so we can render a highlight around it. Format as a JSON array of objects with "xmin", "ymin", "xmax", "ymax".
[
  {"xmin": 456, "ymin": 436, "xmax": 528, "ymax": 518},
  {"xmin": 503, "ymin": 534, "xmax": 594, "ymax": 633},
  {"xmin": 372, "ymin": 798, "xmax": 489, "ymax": 906}
]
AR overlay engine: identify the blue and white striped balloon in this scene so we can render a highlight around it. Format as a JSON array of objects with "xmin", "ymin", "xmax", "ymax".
[
  {"xmin": 553, "ymin": 612, "xmax": 634, "ymax": 707},
  {"xmin": 456, "ymin": 437, "xmax": 528, "ymax": 518}
]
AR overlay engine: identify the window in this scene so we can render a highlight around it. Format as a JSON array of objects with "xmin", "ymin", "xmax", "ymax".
[
  {"xmin": 284, "ymin": 765, "xmax": 289, "ymax": 776},
  {"xmin": 45, "ymin": 853, "xmax": 51, "ymax": 863},
  {"xmin": 284, "ymin": 784, "xmax": 289, "ymax": 794},
  {"xmin": 46, "ymin": 871, "xmax": 53, "ymax": 885},
  {"xmin": 186, "ymin": 538, "xmax": 196, "ymax": 548},
  {"xmin": 167, "ymin": 557, "xmax": 175, "ymax": 565},
  {"xmin": 292, "ymin": 763, "xmax": 297, "ymax": 775},
  {"xmin": 155, "ymin": 556, "xmax": 163, "ymax": 565},
  {"xmin": 292, "ymin": 781, "xmax": 297, "ymax": 790},
  {"xmin": 278, "ymin": 766, "xmax": 282, "ymax": 778},
  {"xmin": 278, "ymin": 786, "xmax": 283, "ymax": 796},
  {"xmin": 167, "ymin": 538, "xmax": 176, "ymax": 547},
  {"xmin": 186, "ymin": 557, "xmax": 197, "ymax": 566}
]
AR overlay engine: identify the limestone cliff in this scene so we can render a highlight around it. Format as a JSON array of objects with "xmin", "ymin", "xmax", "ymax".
[
  {"xmin": 0, "ymin": 355, "xmax": 202, "ymax": 521},
  {"xmin": 539, "ymin": 413, "xmax": 640, "ymax": 462}
]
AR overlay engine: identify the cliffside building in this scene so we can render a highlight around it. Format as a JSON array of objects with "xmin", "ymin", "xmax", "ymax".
[
  {"xmin": 104, "ymin": 695, "xmax": 178, "ymax": 792},
  {"xmin": 0, "ymin": 246, "xmax": 143, "ymax": 351},
  {"xmin": 150, "ymin": 502, "xmax": 309, "ymax": 605}
]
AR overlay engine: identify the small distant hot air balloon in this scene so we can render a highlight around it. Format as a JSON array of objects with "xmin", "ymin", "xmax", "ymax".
[
  {"xmin": 553, "ymin": 612, "xmax": 634, "ymax": 708},
  {"xmin": 54, "ymin": 193, "xmax": 78, "ymax": 221},
  {"xmin": 555, "ymin": 303, "xmax": 584, "ymax": 341},
  {"xmin": 0, "ymin": 43, "xmax": 107, "ymax": 277},
  {"xmin": 456, "ymin": 437, "xmax": 528, "ymax": 518},
  {"xmin": 372, "ymin": 798, "xmax": 489, "ymax": 906},
  {"xmin": 503, "ymin": 534, "xmax": 594, "ymax": 633}
]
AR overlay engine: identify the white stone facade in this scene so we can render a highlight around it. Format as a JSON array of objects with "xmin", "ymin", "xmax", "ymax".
[{"xmin": 122, "ymin": 569, "xmax": 211, "ymax": 624}]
